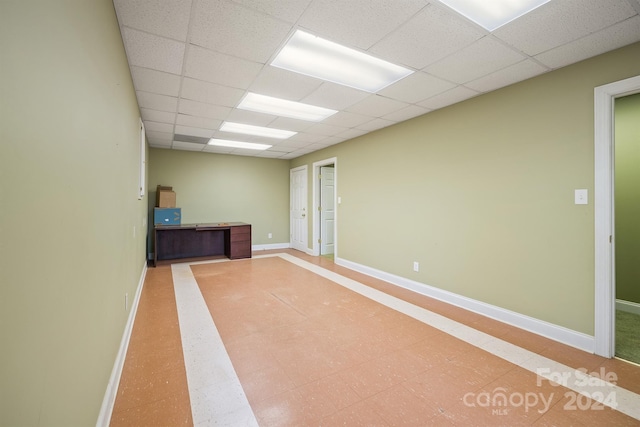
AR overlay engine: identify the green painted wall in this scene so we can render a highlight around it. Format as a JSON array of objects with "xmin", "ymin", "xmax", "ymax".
[
  {"xmin": 148, "ymin": 149, "xmax": 290, "ymax": 246},
  {"xmin": 0, "ymin": 1, "xmax": 148, "ymax": 425},
  {"xmin": 292, "ymin": 42, "xmax": 640, "ymax": 335},
  {"xmin": 615, "ymin": 93, "xmax": 640, "ymax": 304}
]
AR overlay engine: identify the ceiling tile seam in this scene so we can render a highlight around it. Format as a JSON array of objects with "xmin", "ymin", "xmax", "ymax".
[
  {"xmin": 120, "ymin": 24, "xmax": 190, "ymax": 45},
  {"xmin": 359, "ymin": 2, "xmax": 433, "ymax": 51},
  {"xmin": 522, "ymin": 16, "xmax": 640, "ymax": 69},
  {"xmin": 624, "ymin": 0, "xmax": 640, "ymax": 14},
  {"xmin": 172, "ymin": 1, "xmax": 206, "ymax": 150},
  {"xmin": 427, "ymin": 0, "xmax": 493, "ymax": 34}
]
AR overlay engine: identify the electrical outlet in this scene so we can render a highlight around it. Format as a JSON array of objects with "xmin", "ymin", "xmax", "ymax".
[
  {"xmin": 413, "ymin": 261, "xmax": 419, "ymax": 272},
  {"xmin": 268, "ymin": 233, "xmax": 273, "ymax": 239}
]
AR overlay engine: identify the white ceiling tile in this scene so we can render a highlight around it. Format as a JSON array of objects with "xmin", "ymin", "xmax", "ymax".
[
  {"xmin": 113, "ymin": 0, "xmax": 192, "ymax": 41},
  {"xmin": 424, "ymin": 36, "xmax": 525, "ymax": 84},
  {"xmin": 493, "ymin": 0, "xmax": 637, "ymax": 55},
  {"xmin": 269, "ymin": 117, "xmax": 316, "ymax": 132},
  {"xmin": 140, "ymin": 109, "xmax": 176, "ymax": 124},
  {"xmin": 145, "ymin": 130, "xmax": 173, "ymax": 142},
  {"xmin": 172, "ymin": 141, "xmax": 206, "ymax": 151},
  {"xmin": 181, "ymin": 78, "xmax": 245, "ymax": 106},
  {"xmin": 379, "ymin": 72, "xmax": 456, "ymax": 103},
  {"xmin": 231, "ymin": 0, "xmax": 312, "ymax": 23},
  {"xmin": 534, "ymin": 16, "xmax": 640, "ymax": 69},
  {"xmin": 382, "ymin": 105, "xmax": 430, "ymax": 122},
  {"xmin": 176, "ymin": 114, "xmax": 221, "ymax": 130},
  {"xmin": 131, "ymin": 66, "xmax": 181, "ymax": 96},
  {"xmin": 202, "ymin": 145, "xmax": 235, "ymax": 154},
  {"xmin": 256, "ymin": 150, "xmax": 289, "ymax": 158},
  {"xmin": 337, "ymin": 128, "xmax": 369, "ymax": 140},
  {"xmin": 178, "ymin": 99, "xmax": 231, "ymax": 120},
  {"xmin": 121, "ymin": 28, "xmax": 185, "ymax": 74},
  {"xmin": 174, "ymin": 125, "xmax": 215, "ymax": 138},
  {"xmin": 250, "ymin": 66, "xmax": 323, "ymax": 101},
  {"xmin": 147, "ymin": 138, "xmax": 172, "ymax": 148},
  {"xmin": 270, "ymin": 139, "xmax": 313, "ymax": 149},
  {"xmin": 299, "ymin": 0, "xmax": 428, "ymax": 49},
  {"xmin": 143, "ymin": 121, "xmax": 174, "ymax": 133},
  {"xmin": 345, "ymin": 95, "xmax": 409, "ymax": 117},
  {"xmin": 185, "ymin": 45, "xmax": 263, "ymax": 88},
  {"xmin": 465, "ymin": 60, "xmax": 549, "ymax": 93},
  {"xmin": 322, "ymin": 111, "xmax": 374, "ymax": 128},
  {"xmin": 370, "ymin": 4, "xmax": 485, "ymax": 69},
  {"xmin": 302, "ymin": 82, "xmax": 371, "ymax": 110},
  {"xmin": 417, "ymin": 85, "xmax": 479, "ymax": 110},
  {"xmin": 136, "ymin": 92, "xmax": 178, "ymax": 112},
  {"xmin": 190, "ymin": 0, "xmax": 292, "ymax": 63},
  {"xmin": 225, "ymin": 109, "xmax": 276, "ymax": 127},
  {"xmin": 304, "ymin": 123, "xmax": 349, "ymax": 137},
  {"xmin": 287, "ymin": 132, "xmax": 327, "ymax": 143},
  {"xmin": 356, "ymin": 118, "xmax": 395, "ymax": 131}
]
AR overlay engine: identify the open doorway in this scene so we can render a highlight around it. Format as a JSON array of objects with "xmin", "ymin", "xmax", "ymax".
[
  {"xmin": 594, "ymin": 75, "xmax": 640, "ymax": 359},
  {"xmin": 312, "ymin": 158, "xmax": 337, "ymax": 258},
  {"xmin": 614, "ymin": 93, "xmax": 640, "ymax": 365}
]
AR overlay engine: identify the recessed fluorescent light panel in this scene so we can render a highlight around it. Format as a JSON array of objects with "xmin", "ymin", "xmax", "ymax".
[
  {"xmin": 271, "ymin": 30, "xmax": 413, "ymax": 93},
  {"xmin": 220, "ymin": 121, "xmax": 296, "ymax": 139},
  {"xmin": 438, "ymin": 0, "xmax": 551, "ymax": 31},
  {"xmin": 208, "ymin": 139, "xmax": 272, "ymax": 150},
  {"xmin": 238, "ymin": 93, "xmax": 337, "ymax": 122}
]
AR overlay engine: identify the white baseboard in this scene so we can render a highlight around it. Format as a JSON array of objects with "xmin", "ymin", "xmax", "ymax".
[
  {"xmin": 96, "ymin": 262, "xmax": 148, "ymax": 427},
  {"xmin": 617, "ymin": 299, "xmax": 640, "ymax": 315},
  {"xmin": 335, "ymin": 256, "xmax": 595, "ymax": 353},
  {"xmin": 252, "ymin": 242, "xmax": 290, "ymax": 251}
]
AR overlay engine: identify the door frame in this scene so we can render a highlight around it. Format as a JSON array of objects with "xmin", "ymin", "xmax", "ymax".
[
  {"xmin": 594, "ymin": 74, "xmax": 640, "ymax": 357},
  {"xmin": 290, "ymin": 165, "xmax": 308, "ymax": 252},
  {"xmin": 312, "ymin": 158, "xmax": 338, "ymax": 257}
]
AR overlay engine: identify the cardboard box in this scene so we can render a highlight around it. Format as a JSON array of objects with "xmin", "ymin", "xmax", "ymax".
[
  {"xmin": 154, "ymin": 208, "xmax": 181, "ymax": 225},
  {"xmin": 156, "ymin": 185, "xmax": 176, "ymax": 208}
]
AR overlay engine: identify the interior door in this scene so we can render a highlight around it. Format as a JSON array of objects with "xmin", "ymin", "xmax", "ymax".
[
  {"xmin": 320, "ymin": 166, "xmax": 335, "ymax": 255},
  {"xmin": 290, "ymin": 167, "xmax": 307, "ymax": 252}
]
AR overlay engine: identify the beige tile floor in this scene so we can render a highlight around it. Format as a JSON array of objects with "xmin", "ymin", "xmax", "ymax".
[{"xmin": 110, "ymin": 250, "xmax": 640, "ymax": 426}]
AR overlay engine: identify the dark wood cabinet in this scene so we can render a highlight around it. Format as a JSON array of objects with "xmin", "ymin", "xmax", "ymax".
[{"xmin": 154, "ymin": 222, "xmax": 251, "ymax": 266}]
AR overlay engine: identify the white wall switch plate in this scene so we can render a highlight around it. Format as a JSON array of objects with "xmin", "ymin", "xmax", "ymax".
[{"xmin": 575, "ymin": 189, "xmax": 588, "ymax": 205}]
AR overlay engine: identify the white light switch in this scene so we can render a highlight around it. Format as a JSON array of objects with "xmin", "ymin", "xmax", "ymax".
[
  {"xmin": 575, "ymin": 189, "xmax": 588, "ymax": 205},
  {"xmin": 338, "ymin": 196, "xmax": 342, "ymax": 204}
]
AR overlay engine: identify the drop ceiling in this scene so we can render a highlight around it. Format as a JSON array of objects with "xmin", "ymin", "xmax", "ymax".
[{"xmin": 113, "ymin": 0, "xmax": 640, "ymax": 159}]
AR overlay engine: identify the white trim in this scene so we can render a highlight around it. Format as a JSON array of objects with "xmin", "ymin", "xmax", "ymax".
[
  {"xmin": 171, "ymin": 263, "xmax": 258, "ymax": 426},
  {"xmin": 252, "ymin": 242, "xmax": 290, "ymax": 251},
  {"xmin": 594, "ymin": 74, "xmax": 640, "ymax": 358},
  {"xmin": 312, "ymin": 157, "xmax": 338, "ymax": 257},
  {"xmin": 138, "ymin": 119, "xmax": 146, "ymax": 200},
  {"xmin": 96, "ymin": 262, "xmax": 148, "ymax": 427},
  {"xmin": 617, "ymin": 299, "xmax": 640, "ymax": 316},
  {"xmin": 335, "ymin": 256, "xmax": 595, "ymax": 353},
  {"xmin": 289, "ymin": 165, "xmax": 308, "ymax": 252},
  {"xmin": 279, "ymin": 253, "xmax": 639, "ymax": 420}
]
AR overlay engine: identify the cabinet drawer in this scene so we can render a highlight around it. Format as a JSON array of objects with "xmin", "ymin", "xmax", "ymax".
[
  {"xmin": 230, "ymin": 242, "xmax": 251, "ymax": 259},
  {"xmin": 230, "ymin": 225, "xmax": 251, "ymax": 235}
]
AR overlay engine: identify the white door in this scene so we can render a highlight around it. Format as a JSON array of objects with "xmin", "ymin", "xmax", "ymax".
[
  {"xmin": 290, "ymin": 166, "xmax": 307, "ymax": 252},
  {"xmin": 320, "ymin": 166, "xmax": 335, "ymax": 255}
]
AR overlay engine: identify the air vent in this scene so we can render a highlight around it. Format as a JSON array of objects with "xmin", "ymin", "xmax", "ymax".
[{"xmin": 174, "ymin": 134, "xmax": 209, "ymax": 144}]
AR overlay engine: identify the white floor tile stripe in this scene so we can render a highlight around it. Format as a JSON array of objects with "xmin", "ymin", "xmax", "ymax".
[
  {"xmin": 172, "ymin": 253, "xmax": 640, "ymax": 423},
  {"xmin": 171, "ymin": 263, "xmax": 258, "ymax": 427},
  {"xmin": 277, "ymin": 252, "xmax": 640, "ymax": 421}
]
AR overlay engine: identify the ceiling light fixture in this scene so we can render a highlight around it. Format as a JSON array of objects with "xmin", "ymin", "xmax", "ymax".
[
  {"xmin": 438, "ymin": 0, "xmax": 551, "ymax": 31},
  {"xmin": 238, "ymin": 92, "xmax": 338, "ymax": 122},
  {"xmin": 271, "ymin": 30, "xmax": 413, "ymax": 93},
  {"xmin": 220, "ymin": 121, "xmax": 296, "ymax": 139},
  {"xmin": 208, "ymin": 139, "xmax": 272, "ymax": 150}
]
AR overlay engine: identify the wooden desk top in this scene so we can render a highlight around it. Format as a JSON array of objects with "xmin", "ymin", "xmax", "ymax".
[{"xmin": 155, "ymin": 222, "xmax": 250, "ymax": 230}]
